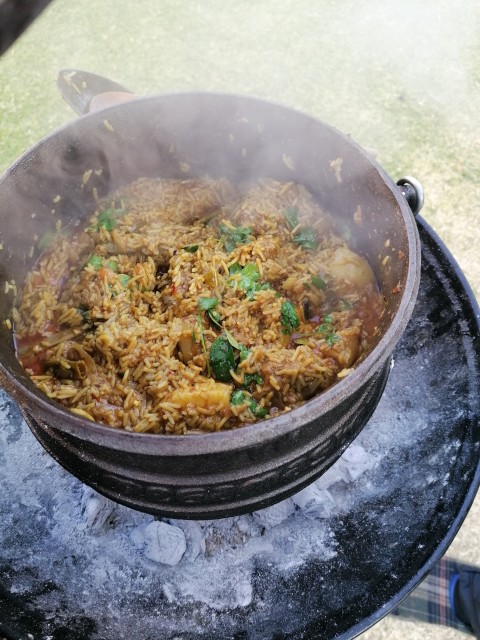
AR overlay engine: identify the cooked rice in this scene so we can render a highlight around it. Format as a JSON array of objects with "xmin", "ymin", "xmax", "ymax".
[{"xmin": 14, "ymin": 177, "xmax": 384, "ymax": 435}]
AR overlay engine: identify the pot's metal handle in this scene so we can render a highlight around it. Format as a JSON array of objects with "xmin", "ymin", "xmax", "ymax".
[
  {"xmin": 57, "ymin": 69, "xmax": 136, "ymax": 116},
  {"xmin": 396, "ymin": 176, "xmax": 424, "ymax": 216}
]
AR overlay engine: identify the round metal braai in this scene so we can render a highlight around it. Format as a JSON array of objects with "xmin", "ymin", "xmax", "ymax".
[
  {"xmin": 0, "ymin": 87, "xmax": 420, "ymax": 518},
  {"xmin": 0, "ymin": 218, "xmax": 479, "ymax": 640}
]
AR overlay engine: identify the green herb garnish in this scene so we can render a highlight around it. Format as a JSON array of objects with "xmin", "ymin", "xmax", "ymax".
[
  {"xmin": 250, "ymin": 402, "xmax": 268, "ymax": 418},
  {"xmin": 235, "ymin": 263, "xmax": 272, "ymax": 300},
  {"xmin": 230, "ymin": 390, "xmax": 267, "ymax": 418},
  {"xmin": 284, "ymin": 206, "xmax": 318, "ymax": 250},
  {"xmin": 239, "ymin": 262, "xmax": 260, "ymax": 293},
  {"xmin": 231, "ymin": 389, "xmax": 247, "ymax": 405},
  {"xmin": 293, "ymin": 227, "xmax": 318, "ymax": 250},
  {"xmin": 311, "ymin": 275, "xmax": 326, "ymax": 290},
  {"xmin": 315, "ymin": 320, "xmax": 339, "ymax": 346},
  {"xmin": 209, "ymin": 336, "xmax": 236, "ymax": 382},
  {"xmin": 208, "ymin": 310, "xmax": 222, "ymax": 328},
  {"xmin": 198, "ymin": 297, "xmax": 222, "ymax": 327},
  {"xmin": 280, "ymin": 300, "xmax": 300, "ymax": 334},
  {"xmin": 228, "ymin": 262, "xmax": 242, "ymax": 275},
  {"xmin": 293, "ymin": 314, "xmax": 339, "ymax": 346},
  {"xmin": 87, "ymin": 255, "xmax": 103, "ymax": 270},
  {"xmin": 107, "ymin": 260, "xmax": 119, "ymax": 272},
  {"xmin": 198, "ymin": 297, "xmax": 219, "ymax": 312},
  {"xmin": 218, "ymin": 223, "xmax": 252, "ymax": 253},
  {"xmin": 223, "ymin": 327, "xmax": 242, "ymax": 350},
  {"xmin": 38, "ymin": 230, "xmax": 55, "ymax": 250},
  {"xmin": 223, "ymin": 327, "xmax": 251, "ymax": 364},
  {"xmin": 118, "ymin": 274, "xmax": 131, "ymax": 287},
  {"xmin": 78, "ymin": 307, "xmax": 90, "ymax": 323},
  {"xmin": 96, "ymin": 208, "xmax": 125, "ymax": 232},
  {"xmin": 183, "ymin": 244, "xmax": 199, "ymax": 253},
  {"xmin": 241, "ymin": 372, "xmax": 263, "ymax": 389},
  {"xmin": 284, "ymin": 206, "xmax": 299, "ymax": 230},
  {"xmin": 239, "ymin": 345, "xmax": 251, "ymax": 361}
]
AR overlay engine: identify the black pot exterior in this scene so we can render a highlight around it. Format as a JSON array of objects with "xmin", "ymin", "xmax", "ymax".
[
  {"xmin": 21, "ymin": 357, "xmax": 390, "ymax": 518},
  {"xmin": 0, "ymin": 93, "xmax": 421, "ymax": 518}
]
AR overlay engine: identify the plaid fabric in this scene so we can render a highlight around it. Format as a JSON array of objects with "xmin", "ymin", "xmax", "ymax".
[{"xmin": 391, "ymin": 557, "xmax": 475, "ymax": 636}]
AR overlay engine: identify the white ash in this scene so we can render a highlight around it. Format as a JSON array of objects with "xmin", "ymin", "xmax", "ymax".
[
  {"xmin": 80, "ymin": 488, "xmax": 116, "ymax": 531},
  {"xmin": 252, "ymin": 497, "xmax": 296, "ymax": 528},
  {"xmin": 166, "ymin": 518, "xmax": 206, "ymax": 561},
  {"xmin": 0, "ymin": 387, "xmax": 379, "ymax": 560},
  {"xmin": 292, "ymin": 485, "xmax": 336, "ymax": 519},
  {"xmin": 0, "ymin": 250, "xmax": 473, "ymax": 638},
  {"xmin": 104, "ymin": 443, "xmax": 376, "ymax": 567},
  {"xmin": 0, "ymin": 389, "xmax": 371, "ymax": 590},
  {"xmin": 0, "ymin": 303, "xmax": 471, "ymax": 638},
  {"xmin": 130, "ymin": 520, "xmax": 186, "ymax": 566}
]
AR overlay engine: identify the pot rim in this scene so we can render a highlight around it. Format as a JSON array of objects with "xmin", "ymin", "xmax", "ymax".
[{"xmin": 0, "ymin": 91, "xmax": 421, "ymax": 455}]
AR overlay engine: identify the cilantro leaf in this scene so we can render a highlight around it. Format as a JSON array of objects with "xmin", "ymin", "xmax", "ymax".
[
  {"xmin": 311, "ymin": 275, "xmax": 326, "ymax": 290},
  {"xmin": 249, "ymin": 401, "xmax": 268, "ymax": 418},
  {"xmin": 293, "ymin": 227, "xmax": 318, "ymax": 250},
  {"xmin": 183, "ymin": 244, "xmax": 199, "ymax": 253},
  {"xmin": 209, "ymin": 337, "xmax": 236, "ymax": 382},
  {"xmin": 208, "ymin": 309, "xmax": 222, "ymax": 328},
  {"xmin": 198, "ymin": 297, "xmax": 219, "ymax": 312},
  {"xmin": 118, "ymin": 274, "xmax": 131, "ymax": 287},
  {"xmin": 231, "ymin": 390, "xmax": 246, "ymax": 405},
  {"xmin": 107, "ymin": 260, "xmax": 119, "ymax": 272},
  {"xmin": 236, "ymin": 263, "xmax": 272, "ymax": 300},
  {"xmin": 284, "ymin": 206, "xmax": 299, "ymax": 230},
  {"xmin": 224, "ymin": 328, "xmax": 251, "ymax": 361},
  {"xmin": 228, "ymin": 262, "xmax": 242, "ymax": 275},
  {"xmin": 284, "ymin": 206, "xmax": 318, "ymax": 251},
  {"xmin": 239, "ymin": 344, "xmax": 251, "ymax": 361},
  {"xmin": 96, "ymin": 208, "xmax": 125, "ymax": 232},
  {"xmin": 229, "ymin": 263, "xmax": 270, "ymax": 299},
  {"xmin": 218, "ymin": 223, "xmax": 252, "ymax": 253},
  {"xmin": 198, "ymin": 297, "xmax": 222, "ymax": 326},
  {"xmin": 87, "ymin": 255, "xmax": 103, "ymax": 270},
  {"xmin": 241, "ymin": 372, "xmax": 263, "ymax": 389},
  {"xmin": 239, "ymin": 262, "xmax": 260, "ymax": 291},
  {"xmin": 230, "ymin": 390, "xmax": 267, "ymax": 418},
  {"xmin": 281, "ymin": 300, "xmax": 300, "ymax": 334},
  {"xmin": 315, "ymin": 319, "xmax": 339, "ymax": 346}
]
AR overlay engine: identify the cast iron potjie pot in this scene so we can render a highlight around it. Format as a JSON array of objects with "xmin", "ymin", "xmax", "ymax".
[{"xmin": 0, "ymin": 72, "xmax": 421, "ymax": 519}]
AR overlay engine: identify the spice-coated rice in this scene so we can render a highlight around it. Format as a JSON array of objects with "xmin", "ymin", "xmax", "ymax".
[{"xmin": 14, "ymin": 177, "xmax": 384, "ymax": 434}]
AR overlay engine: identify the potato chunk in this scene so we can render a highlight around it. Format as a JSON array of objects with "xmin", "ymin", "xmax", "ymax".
[
  {"xmin": 328, "ymin": 247, "xmax": 375, "ymax": 291},
  {"xmin": 170, "ymin": 378, "xmax": 232, "ymax": 411}
]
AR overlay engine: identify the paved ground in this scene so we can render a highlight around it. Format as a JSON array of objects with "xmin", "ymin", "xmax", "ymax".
[{"xmin": 0, "ymin": 1, "xmax": 479, "ymax": 638}]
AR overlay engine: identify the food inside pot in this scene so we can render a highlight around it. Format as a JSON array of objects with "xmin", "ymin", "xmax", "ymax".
[{"xmin": 13, "ymin": 177, "xmax": 385, "ymax": 434}]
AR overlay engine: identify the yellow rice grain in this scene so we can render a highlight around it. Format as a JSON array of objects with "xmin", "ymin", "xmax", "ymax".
[{"xmin": 13, "ymin": 177, "xmax": 384, "ymax": 434}]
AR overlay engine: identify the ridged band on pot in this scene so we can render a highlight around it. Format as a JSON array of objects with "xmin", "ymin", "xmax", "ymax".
[
  {"xmin": 0, "ymin": 92, "xmax": 421, "ymax": 519},
  {"xmin": 20, "ymin": 358, "xmax": 390, "ymax": 519}
]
